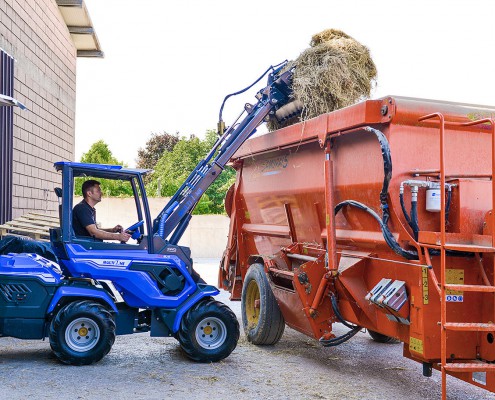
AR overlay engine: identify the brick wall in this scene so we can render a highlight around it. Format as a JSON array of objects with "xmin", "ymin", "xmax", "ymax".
[{"xmin": 0, "ymin": 0, "xmax": 76, "ymax": 218}]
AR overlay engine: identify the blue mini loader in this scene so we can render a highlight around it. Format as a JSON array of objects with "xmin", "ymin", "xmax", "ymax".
[{"xmin": 0, "ymin": 62, "xmax": 300, "ymax": 365}]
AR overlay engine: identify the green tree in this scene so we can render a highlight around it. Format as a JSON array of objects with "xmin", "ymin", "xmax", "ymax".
[
  {"xmin": 75, "ymin": 140, "xmax": 133, "ymax": 197},
  {"xmin": 147, "ymin": 130, "xmax": 236, "ymax": 214},
  {"xmin": 136, "ymin": 131, "xmax": 179, "ymax": 170},
  {"xmin": 79, "ymin": 140, "xmax": 119, "ymax": 165}
]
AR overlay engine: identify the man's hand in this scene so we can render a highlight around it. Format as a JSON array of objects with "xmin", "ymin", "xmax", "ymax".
[
  {"xmin": 118, "ymin": 231, "xmax": 131, "ymax": 242},
  {"xmin": 112, "ymin": 225, "xmax": 123, "ymax": 233}
]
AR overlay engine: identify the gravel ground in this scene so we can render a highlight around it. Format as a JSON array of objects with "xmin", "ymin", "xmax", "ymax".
[{"xmin": 1, "ymin": 258, "xmax": 494, "ymax": 400}]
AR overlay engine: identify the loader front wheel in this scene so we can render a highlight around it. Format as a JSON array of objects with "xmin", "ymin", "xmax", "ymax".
[
  {"xmin": 241, "ymin": 263, "xmax": 285, "ymax": 345},
  {"xmin": 178, "ymin": 298, "xmax": 239, "ymax": 362},
  {"xmin": 49, "ymin": 300, "xmax": 116, "ymax": 365}
]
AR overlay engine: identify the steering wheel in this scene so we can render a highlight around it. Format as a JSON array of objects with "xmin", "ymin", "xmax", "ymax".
[{"xmin": 125, "ymin": 220, "xmax": 144, "ymax": 240}]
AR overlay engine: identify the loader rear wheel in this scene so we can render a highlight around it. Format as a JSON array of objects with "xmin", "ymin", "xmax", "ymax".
[
  {"xmin": 241, "ymin": 263, "xmax": 285, "ymax": 345},
  {"xmin": 49, "ymin": 300, "xmax": 116, "ymax": 365},
  {"xmin": 178, "ymin": 298, "xmax": 239, "ymax": 362},
  {"xmin": 367, "ymin": 329, "xmax": 398, "ymax": 343}
]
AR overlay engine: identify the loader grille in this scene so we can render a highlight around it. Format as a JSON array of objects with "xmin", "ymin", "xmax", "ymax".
[{"xmin": 0, "ymin": 283, "xmax": 31, "ymax": 302}]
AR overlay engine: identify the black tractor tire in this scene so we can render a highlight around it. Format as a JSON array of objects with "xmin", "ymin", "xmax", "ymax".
[
  {"xmin": 49, "ymin": 300, "xmax": 116, "ymax": 365},
  {"xmin": 367, "ymin": 329, "xmax": 398, "ymax": 343},
  {"xmin": 241, "ymin": 263, "xmax": 285, "ymax": 345},
  {"xmin": 178, "ymin": 298, "xmax": 239, "ymax": 362}
]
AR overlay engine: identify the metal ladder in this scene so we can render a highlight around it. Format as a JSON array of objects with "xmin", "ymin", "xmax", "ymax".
[{"xmin": 419, "ymin": 113, "xmax": 495, "ymax": 399}]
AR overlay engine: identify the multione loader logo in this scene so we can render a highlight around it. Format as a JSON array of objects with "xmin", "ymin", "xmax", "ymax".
[
  {"xmin": 82, "ymin": 259, "xmax": 132, "ymax": 267},
  {"xmin": 102, "ymin": 260, "xmax": 130, "ymax": 267}
]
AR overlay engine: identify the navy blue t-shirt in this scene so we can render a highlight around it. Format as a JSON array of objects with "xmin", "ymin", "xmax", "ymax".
[{"xmin": 72, "ymin": 200, "xmax": 97, "ymax": 237}]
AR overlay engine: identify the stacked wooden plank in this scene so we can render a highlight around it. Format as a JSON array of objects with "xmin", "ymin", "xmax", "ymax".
[{"xmin": 0, "ymin": 212, "xmax": 59, "ymax": 241}]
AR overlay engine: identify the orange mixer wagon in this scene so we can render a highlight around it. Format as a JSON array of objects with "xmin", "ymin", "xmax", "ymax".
[{"xmin": 219, "ymin": 96, "xmax": 495, "ymax": 398}]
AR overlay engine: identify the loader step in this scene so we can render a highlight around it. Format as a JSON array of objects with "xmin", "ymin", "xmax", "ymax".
[
  {"xmin": 444, "ymin": 363, "xmax": 495, "ymax": 373},
  {"xmin": 444, "ymin": 322, "xmax": 495, "ymax": 332},
  {"xmin": 444, "ymin": 284, "xmax": 495, "ymax": 293},
  {"xmin": 443, "ymin": 243, "xmax": 495, "ymax": 253}
]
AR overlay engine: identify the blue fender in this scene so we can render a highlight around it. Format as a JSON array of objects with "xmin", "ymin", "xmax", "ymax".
[
  {"xmin": 170, "ymin": 284, "xmax": 219, "ymax": 333},
  {"xmin": 47, "ymin": 286, "xmax": 118, "ymax": 314}
]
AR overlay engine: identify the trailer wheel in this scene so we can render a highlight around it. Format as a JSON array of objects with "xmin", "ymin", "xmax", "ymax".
[
  {"xmin": 49, "ymin": 300, "xmax": 116, "ymax": 365},
  {"xmin": 178, "ymin": 298, "xmax": 239, "ymax": 362},
  {"xmin": 367, "ymin": 329, "xmax": 398, "ymax": 343},
  {"xmin": 241, "ymin": 263, "xmax": 285, "ymax": 345}
]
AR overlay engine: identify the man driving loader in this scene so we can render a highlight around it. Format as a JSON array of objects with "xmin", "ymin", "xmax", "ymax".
[{"xmin": 72, "ymin": 179, "xmax": 131, "ymax": 242}]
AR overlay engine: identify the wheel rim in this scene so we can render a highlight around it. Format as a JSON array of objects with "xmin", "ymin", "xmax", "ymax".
[
  {"xmin": 194, "ymin": 316, "xmax": 227, "ymax": 350},
  {"xmin": 245, "ymin": 279, "xmax": 260, "ymax": 329},
  {"xmin": 65, "ymin": 317, "xmax": 100, "ymax": 352}
]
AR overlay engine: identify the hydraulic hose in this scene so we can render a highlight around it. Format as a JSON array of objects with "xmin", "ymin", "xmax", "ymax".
[
  {"xmin": 445, "ymin": 187, "xmax": 452, "ymax": 223},
  {"xmin": 218, "ymin": 61, "xmax": 287, "ymax": 125},
  {"xmin": 335, "ymin": 200, "xmax": 419, "ymax": 260},
  {"xmin": 342, "ymin": 126, "xmax": 419, "ymax": 260},
  {"xmin": 320, "ymin": 326, "xmax": 361, "ymax": 347},
  {"xmin": 399, "ymin": 192, "xmax": 412, "ymax": 227},
  {"xmin": 410, "ymin": 200, "xmax": 420, "ymax": 241},
  {"xmin": 320, "ymin": 293, "xmax": 362, "ymax": 347},
  {"xmin": 329, "ymin": 293, "xmax": 359, "ymax": 330}
]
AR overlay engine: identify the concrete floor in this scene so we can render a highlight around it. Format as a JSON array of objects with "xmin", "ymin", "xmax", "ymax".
[{"xmin": 0, "ymin": 259, "xmax": 494, "ymax": 400}]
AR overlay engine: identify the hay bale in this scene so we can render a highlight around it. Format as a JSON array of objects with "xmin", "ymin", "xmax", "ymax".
[
  {"xmin": 268, "ymin": 29, "xmax": 377, "ymax": 131},
  {"xmin": 310, "ymin": 29, "xmax": 351, "ymax": 46}
]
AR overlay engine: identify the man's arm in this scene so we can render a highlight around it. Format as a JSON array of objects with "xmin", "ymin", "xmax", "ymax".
[
  {"xmin": 86, "ymin": 224, "xmax": 131, "ymax": 242},
  {"xmin": 100, "ymin": 225, "xmax": 123, "ymax": 234}
]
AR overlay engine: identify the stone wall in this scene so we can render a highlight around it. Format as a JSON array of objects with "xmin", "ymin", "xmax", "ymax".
[{"xmin": 0, "ymin": 0, "xmax": 76, "ymax": 218}]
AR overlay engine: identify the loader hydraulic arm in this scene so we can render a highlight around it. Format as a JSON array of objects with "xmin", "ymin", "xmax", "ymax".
[{"xmin": 153, "ymin": 62, "xmax": 300, "ymax": 243}]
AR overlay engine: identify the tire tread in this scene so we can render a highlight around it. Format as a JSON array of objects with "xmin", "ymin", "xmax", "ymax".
[
  {"xmin": 242, "ymin": 263, "xmax": 285, "ymax": 345},
  {"xmin": 49, "ymin": 300, "xmax": 115, "ymax": 366}
]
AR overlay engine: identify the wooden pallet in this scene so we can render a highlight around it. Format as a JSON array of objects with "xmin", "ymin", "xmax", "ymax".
[{"xmin": 0, "ymin": 212, "xmax": 59, "ymax": 241}]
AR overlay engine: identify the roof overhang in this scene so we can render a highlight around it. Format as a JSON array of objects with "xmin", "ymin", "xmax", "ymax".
[{"xmin": 56, "ymin": 0, "xmax": 104, "ymax": 58}]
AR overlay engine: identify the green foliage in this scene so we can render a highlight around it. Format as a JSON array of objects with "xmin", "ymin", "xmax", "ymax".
[
  {"xmin": 136, "ymin": 131, "xmax": 179, "ymax": 170},
  {"xmin": 75, "ymin": 140, "xmax": 133, "ymax": 197},
  {"xmin": 77, "ymin": 133, "xmax": 236, "ymax": 214},
  {"xmin": 147, "ymin": 130, "xmax": 236, "ymax": 214}
]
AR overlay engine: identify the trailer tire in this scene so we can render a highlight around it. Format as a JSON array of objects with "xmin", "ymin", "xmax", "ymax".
[
  {"xmin": 367, "ymin": 329, "xmax": 398, "ymax": 343},
  {"xmin": 241, "ymin": 263, "xmax": 285, "ymax": 345},
  {"xmin": 178, "ymin": 298, "xmax": 239, "ymax": 362},
  {"xmin": 49, "ymin": 300, "xmax": 116, "ymax": 365}
]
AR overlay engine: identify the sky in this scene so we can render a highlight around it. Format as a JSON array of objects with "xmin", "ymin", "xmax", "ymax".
[{"xmin": 76, "ymin": 0, "xmax": 495, "ymax": 167}]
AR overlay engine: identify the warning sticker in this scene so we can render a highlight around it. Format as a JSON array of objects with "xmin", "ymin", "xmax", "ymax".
[
  {"xmin": 410, "ymin": 337, "xmax": 424, "ymax": 354},
  {"xmin": 446, "ymin": 269, "xmax": 464, "ymax": 302}
]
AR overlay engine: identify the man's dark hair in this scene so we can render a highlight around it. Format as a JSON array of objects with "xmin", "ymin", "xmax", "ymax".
[{"xmin": 82, "ymin": 180, "xmax": 101, "ymax": 199}]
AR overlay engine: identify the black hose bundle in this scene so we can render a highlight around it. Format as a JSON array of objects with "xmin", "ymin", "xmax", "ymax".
[
  {"xmin": 399, "ymin": 192, "xmax": 412, "ymax": 227},
  {"xmin": 400, "ymin": 187, "xmax": 452, "ymax": 242},
  {"xmin": 339, "ymin": 129, "xmax": 468, "ymax": 259},
  {"xmin": 320, "ymin": 293, "xmax": 362, "ymax": 347},
  {"xmin": 335, "ymin": 199, "xmax": 419, "ymax": 260},
  {"xmin": 336, "ymin": 127, "xmax": 419, "ymax": 260},
  {"xmin": 409, "ymin": 200, "xmax": 420, "ymax": 241}
]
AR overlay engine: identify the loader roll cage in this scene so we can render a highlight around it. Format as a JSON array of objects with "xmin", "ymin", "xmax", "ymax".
[{"xmin": 54, "ymin": 162, "xmax": 155, "ymax": 253}]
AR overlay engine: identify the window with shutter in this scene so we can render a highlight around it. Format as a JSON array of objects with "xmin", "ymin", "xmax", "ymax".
[{"xmin": 0, "ymin": 49, "xmax": 14, "ymax": 225}]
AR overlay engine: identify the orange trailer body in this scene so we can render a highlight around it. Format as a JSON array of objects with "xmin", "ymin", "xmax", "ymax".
[{"xmin": 220, "ymin": 96, "xmax": 495, "ymax": 395}]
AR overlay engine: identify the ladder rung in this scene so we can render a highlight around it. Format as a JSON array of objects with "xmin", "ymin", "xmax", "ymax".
[
  {"xmin": 444, "ymin": 284, "xmax": 495, "ymax": 292},
  {"xmin": 443, "ymin": 243, "xmax": 495, "ymax": 252},
  {"xmin": 444, "ymin": 322, "xmax": 495, "ymax": 332},
  {"xmin": 444, "ymin": 363, "xmax": 495, "ymax": 372}
]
